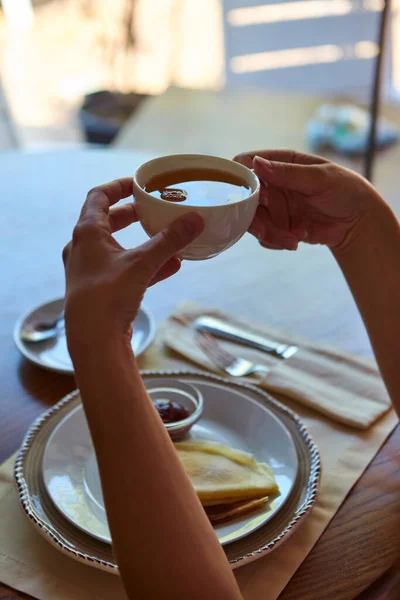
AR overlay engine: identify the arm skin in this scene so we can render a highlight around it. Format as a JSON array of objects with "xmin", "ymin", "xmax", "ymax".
[
  {"xmin": 69, "ymin": 331, "xmax": 243, "ymax": 600},
  {"xmin": 332, "ymin": 194, "xmax": 400, "ymax": 417},
  {"xmin": 234, "ymin": 149, "xmax": 400, "ymax": 417},
  {"xmin": 63, "ymin": 179, "xmax": 243, "ymax": 600}
]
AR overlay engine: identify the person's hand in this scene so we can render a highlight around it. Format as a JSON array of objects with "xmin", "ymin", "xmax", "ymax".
[
  {"xmin": 234, "ymin": 150, "xmax": 380, "ymax": 250},
  {"xmin": 62, "ymin": 178, "xmax": 204, "ymax": 344}
]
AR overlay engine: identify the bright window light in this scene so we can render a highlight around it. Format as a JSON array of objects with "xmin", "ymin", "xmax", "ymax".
[
  {"xmin": 228, "ymin": 1, "xmax": 352, "ymax": 27},
  {"xmin": 354, "ymin": 41, "xmax": 379, "ymax": 59},
  {"xmin": 230, "ymin": 44, "xmax": 344, "ymax": 73},
  {"xmin": 228, "ymin": 0, "xmax": 381, "ymax": 27},
  {"xmin": 363, "ymin": 0, "xmax": 384, "ymax": 9},
  {"xmin": 2, "ymin": 0, "xmax": 34, "ymax": 30}
]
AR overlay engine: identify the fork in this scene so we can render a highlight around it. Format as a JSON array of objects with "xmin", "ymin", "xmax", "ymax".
[{"xmin": 196, "ymin": 330, "xmax": 269, "ymax": 378}]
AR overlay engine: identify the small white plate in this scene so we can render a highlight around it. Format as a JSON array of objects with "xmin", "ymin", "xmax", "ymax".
[
  {"xmin": 14, "ymin": 298, "xmax": 156, "ymax": 374},
  {"xmin": 42, "ymin": 377, "xmax": 298, "ymax": 546}
]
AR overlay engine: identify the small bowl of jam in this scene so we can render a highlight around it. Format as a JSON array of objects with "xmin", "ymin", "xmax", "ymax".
[{"xmin": 145, "ymin": 378, "xmax": 203, "ymax": 440}]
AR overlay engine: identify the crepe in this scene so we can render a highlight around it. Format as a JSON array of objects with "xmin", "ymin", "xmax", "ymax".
[
  {"xmin": 204, "ymin": 496, "xmax": 269, "ymax": 524},
  {"xmin": 174, "ymin": 440, "xmax": 278, "ymax": 507}
]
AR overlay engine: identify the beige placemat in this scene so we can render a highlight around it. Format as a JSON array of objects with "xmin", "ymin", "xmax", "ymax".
[
  {"xmin": 164, "ymin": 302, "xmax": 391, "ymax": 430},
  {"xmin": 0, "ymin": 312, "xmax": 398, "ymax": 600}
]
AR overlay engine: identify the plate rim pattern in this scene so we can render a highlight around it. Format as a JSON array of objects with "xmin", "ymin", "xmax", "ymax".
[{"xmin": 15, "ymin": 369, "xmax": 321, "ymax": 572}]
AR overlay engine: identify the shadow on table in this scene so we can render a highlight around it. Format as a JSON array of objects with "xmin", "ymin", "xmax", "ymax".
[{"xmin": 18, "ymin": 358, "xmax": 76, "ymax": 407}]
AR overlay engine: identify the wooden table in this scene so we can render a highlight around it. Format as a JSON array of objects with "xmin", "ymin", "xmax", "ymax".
[
  {"xmin": 115, "ymin": 87, "xmax": 400, "ymax": 217},
  {"xmin": 0, "ymin": 148, "xmax": 399, "ymax": 600}
]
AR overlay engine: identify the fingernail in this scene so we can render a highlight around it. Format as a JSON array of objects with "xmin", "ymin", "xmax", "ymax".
[
  {"xmin": 253, "ymin": 156, "xmax": 273, "ymax": 176},
  {"xmin": 182, "ymin": 212, "xmax": 204, "ymax": 235},
  {"xmin": 233, "ymin": 153, "xmax": 249, "ymax": 165},
  {"xmin": 283, "ymin": 237, "xmax": 298, "ymax": 250}
]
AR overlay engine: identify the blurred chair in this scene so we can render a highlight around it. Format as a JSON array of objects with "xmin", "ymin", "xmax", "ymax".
[
  {"xmin": 365, "ymin": 0, "xmax": 390, "ymax": 181},
  {"xmin": 222, "ymin": 0, "xmax": 392, "ymax": 181},
  {"xmin": 222, "ymin": 0, "xmax": 384, "ymax": 97}
]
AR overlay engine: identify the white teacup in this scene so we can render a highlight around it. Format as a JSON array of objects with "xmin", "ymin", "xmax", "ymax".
[{"xmin": 133, "ymin": 154, "xmax": 260, "ymax": 260}]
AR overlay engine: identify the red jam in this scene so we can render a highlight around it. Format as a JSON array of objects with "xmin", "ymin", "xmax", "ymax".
[{"xmin": 154, "ymin": 399, "xmax": 190, "ymax": 423}]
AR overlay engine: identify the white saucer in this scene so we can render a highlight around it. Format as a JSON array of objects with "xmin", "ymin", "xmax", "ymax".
[
  {"xmin": 14, "ymin": 298, "xmax": 156, "ymax": 374},
  {"xmin": 42, "ymin": 376, "xmax": 299, "ymax": 546}
]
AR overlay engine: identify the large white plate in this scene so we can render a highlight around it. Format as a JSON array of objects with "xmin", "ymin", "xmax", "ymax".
[
  {"xmin": 16, "ymin": 371, "xmax": 320, "ymax": 573},
  {"xmin": 13, "ymin": 298, "xmax": 156, "ymax": 374},
  {"xmin": 42, "ymin": 377, "xmax": 298, "ymax": 546}
]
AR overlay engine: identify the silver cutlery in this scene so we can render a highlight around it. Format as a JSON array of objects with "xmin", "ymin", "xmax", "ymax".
[
  {"xmin": 20, "ymin": 312, "xmax": 65, "ymax": 343},
  {"xmin": 194, "ymin": 315, "xmax": 298, "ymax": 360},
  {"xmin": 196, "ymin": 330, "xmax": 269, "ymax": 378}
]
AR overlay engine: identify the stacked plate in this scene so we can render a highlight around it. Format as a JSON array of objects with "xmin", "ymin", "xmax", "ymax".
[{"xmin": 15, "ymin": 371, "xmax": 320, "ymax": 573}]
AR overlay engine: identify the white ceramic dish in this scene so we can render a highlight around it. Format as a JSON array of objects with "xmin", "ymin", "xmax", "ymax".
[
  {"xmin": 42, "ymin": 377, "xmax": 298, "ymax": 546},
  {"xmin": 145, "ymin": 378, "xmax": 204, "ymax": 440},
  {"xmin": 16, "ymin": 371, "xmax": 320, "ymax": 573},
  {"xmin": 13, "ymin": 298, "xmax": 156, "ymax": 374},
  {"xmin": 133, "ymin": 154, "xmax": 260, "ymax": 261}
]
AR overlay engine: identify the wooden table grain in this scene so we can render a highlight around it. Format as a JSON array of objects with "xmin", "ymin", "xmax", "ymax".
[{"xmin": 0, "ymin": 148, "xmax": 399, "ymax": 600}]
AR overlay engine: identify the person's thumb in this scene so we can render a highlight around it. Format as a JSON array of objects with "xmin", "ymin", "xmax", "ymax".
[
  {"xmin": 141, "ymin": 212, "xmax": 204, "ymax": 271},
  {"xmin": 253, "ymin": 156, "xmax": 325, "ymax": 195}
]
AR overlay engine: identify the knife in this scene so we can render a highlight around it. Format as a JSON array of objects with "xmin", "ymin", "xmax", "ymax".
[{"xmin": 193, "ymin": 316, "xmax": 298, "ymax": 360}]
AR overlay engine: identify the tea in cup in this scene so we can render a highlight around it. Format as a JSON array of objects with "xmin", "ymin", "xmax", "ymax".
[{"xmin": 133, "ymin": 154, "xmax": 260, "ymax": 260}]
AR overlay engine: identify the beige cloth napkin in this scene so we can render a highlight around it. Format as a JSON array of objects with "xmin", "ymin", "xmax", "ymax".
[
  {"xmin": 163, "ymin": 301, "xmax": 391, "ymax": 429},
  {"xmin": 0, "ymin": 305, "xmax": 398, "ymax": 600}
]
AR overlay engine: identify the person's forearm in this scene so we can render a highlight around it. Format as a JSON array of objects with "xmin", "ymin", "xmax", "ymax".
[
  {"xmin": 68, "ymin": 333, "xmax": 242, "ymax": 600},
  {"xmin": 332, "ymin": 196, "xmax": 400, "ymax": 416}
]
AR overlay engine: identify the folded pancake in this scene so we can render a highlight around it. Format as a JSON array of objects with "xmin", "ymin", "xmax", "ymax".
[
  {"xmin": 205, "ymin": 496, "xmax": 269, "ymax": 524},
  {"xmin": 175, "ymin": 440, "xmax": 278, "ymax": 506}
]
